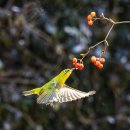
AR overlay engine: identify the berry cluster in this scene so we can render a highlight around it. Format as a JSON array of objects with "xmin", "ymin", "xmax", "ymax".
[
  {"xmin": 72, "ymin": 58, "xmax": 84, "ymax": 70},
  {"xmin": 90, "ymin": 56, "xmax": 105, "ymax": 69},
  {"xmin": 87, "ymin": 12, "xmax": 96, "ymax": 26}
]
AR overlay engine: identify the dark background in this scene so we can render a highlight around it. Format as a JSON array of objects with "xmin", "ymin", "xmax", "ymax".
[{"xmin": 0, "ymin": 0, "xmax": 130, "ymax": 130}]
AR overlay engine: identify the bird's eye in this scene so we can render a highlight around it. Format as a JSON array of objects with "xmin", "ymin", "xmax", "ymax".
[{"xmin": 64, "ymin": 69, "xmax": 69, "ymax": 73}]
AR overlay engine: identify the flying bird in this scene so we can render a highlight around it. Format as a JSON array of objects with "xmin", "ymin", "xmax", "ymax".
[{"xmin": 23, "ymin": 68, "xmax": 96, "ymax": 106}]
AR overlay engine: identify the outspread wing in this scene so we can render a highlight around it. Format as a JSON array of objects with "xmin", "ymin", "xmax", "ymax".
[
  {"xmin": 37, "ymin": 83, "xmax": 96, "ymax": 105},
  {"xmin": 58, "ymin": 85, "xmax": 96, "ymax": 103}
]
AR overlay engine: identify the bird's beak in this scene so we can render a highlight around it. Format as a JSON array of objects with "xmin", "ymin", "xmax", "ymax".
[{"xmin": 70, "ymin": 68, "xmax": 75, "ymax": 71}]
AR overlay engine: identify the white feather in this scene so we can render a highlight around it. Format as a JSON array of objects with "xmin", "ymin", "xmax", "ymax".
[
  {"xmin": 37, "ymin": 84, "xmax": 96, "ymax": 105},
  {"xmin": 58, "ymin": 85, "xmax": 96, "ymax": 103}
]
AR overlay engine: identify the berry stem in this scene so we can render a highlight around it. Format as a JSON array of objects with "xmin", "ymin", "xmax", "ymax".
[
  {"xmin": 93, "ymin": 17, "xmax": 115, "ymax": 24},
  {"xmin": 105, "ymin": 24, "xmax": 114, "ymax": 40},
  {"xmin": 80, "ymin": 40, "xmax": 105, "ymax": 60},
  {"xmin": 80, "ymin": 15, "xmax": 130, "ymax": 61},
  {"xmin": 115, "ymin": 21, "xmax": 130, "ymax": 24},
  {"xmin": 72, "ymin": 12, "xmax": 130, "ymax": 68}
]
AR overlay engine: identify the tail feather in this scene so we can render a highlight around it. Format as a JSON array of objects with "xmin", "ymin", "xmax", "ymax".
[
  {"xmin": 23, "ymin": 90, "xmax": 35, "ymax": 96},
  {"xmin": 23, "ymin": 88, "xmax": 41, "ymax": 96}
]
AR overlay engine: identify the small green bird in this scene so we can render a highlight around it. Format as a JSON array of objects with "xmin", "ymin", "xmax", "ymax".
[{"xmin": 23, "ymin": 68, "xmax": 96, "ymax": 106}]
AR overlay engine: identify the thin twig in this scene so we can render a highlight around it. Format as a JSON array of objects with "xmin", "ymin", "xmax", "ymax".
[
  {"xmin": 115, "ymin": 21, "xmax": 130, "ymax": 25},
  {"xmin": 105, "ymin": 24, "xmax": 114, "ymax": 40},
  {"xmin": 93, "ymin": 17, "xmax": 115, "ymax": 24},
  {"xmin": 79, "ymin": 15, "xmax": 130, "ymax": 61}
]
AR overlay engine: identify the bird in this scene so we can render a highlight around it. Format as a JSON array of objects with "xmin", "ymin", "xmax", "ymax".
[{"xmin": 23, "ymin": 68, "xmax": 96, "ymax": 106}]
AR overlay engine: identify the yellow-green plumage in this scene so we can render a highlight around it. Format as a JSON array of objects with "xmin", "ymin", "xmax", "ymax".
[{"xmin": 23, "ymin": 68, "xmax": 96, "ymax": 106}]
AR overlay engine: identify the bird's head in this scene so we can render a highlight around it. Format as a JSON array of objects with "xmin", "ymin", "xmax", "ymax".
[
  {"xmin": 61, "ymin": 68, "xmax": 75, "ymax": 80},
  {"xmin": 54, "ymin": 68, "xmax": 75, "ymax": 85}
]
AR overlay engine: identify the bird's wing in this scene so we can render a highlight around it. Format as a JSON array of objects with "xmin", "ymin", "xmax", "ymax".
[
  {"xmin": 37, "ymin": 82, "xmax": 62, "ymax": 105},
  {"xmin": 37, "ymin": 89, "xmax": 60, "ymax": 104},
  {"xmin": 37, "ymin": 83, "xmax": 96, "ymax": 105},
  {"xmin": 58, "ymin": 84, "xmax": 96, "ymax": 103}
]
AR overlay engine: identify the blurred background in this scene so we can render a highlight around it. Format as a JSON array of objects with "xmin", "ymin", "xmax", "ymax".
[{"xmin": 0, "ymin": 0, "xmax": 130, "ymax": 130}]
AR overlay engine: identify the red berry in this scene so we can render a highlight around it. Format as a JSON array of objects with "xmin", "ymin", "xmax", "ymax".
[
  {"xmin": 87, "ymin": 15, "xmax": 92, "ymax": 21},
  {"xmin": 90, "ymin": 12, "xmax": 96, "ymax": 17},
  {"xmin": 72, "ymin": 58, "xmax": 77, "ymax": 65},
  {"xmin": 99, "ymin": 58, "xmax": 105, "ymax": 64},
  {"xmin": 74, "ymin": 63, "xmax": 80, "ymax": 69},
  {"xmin": 90, "ymin": 56, "xmax": 96, "ymax": 63},
  {"xmin": 87, "ymin": 20, "xmax": 93, "ymax": 26},
  {"xmin": 96, "ymin": 58, "xmax": 99, "ymax": 61},
  {"xmin": 94, "ymin": 61, "xmax": 100, "ymax": 67},
  {"xmin": 98, "ymin": 64, "xmax": 103, "ymax": 69},
  {"xmin": 78, "ymin": 64, "xmax": 84, "ymax": 70}
]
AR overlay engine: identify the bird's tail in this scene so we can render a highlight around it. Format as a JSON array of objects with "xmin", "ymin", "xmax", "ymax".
[{"xmin": 23, "ymin": 88, "xmax": 40, "ymax": 96}]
